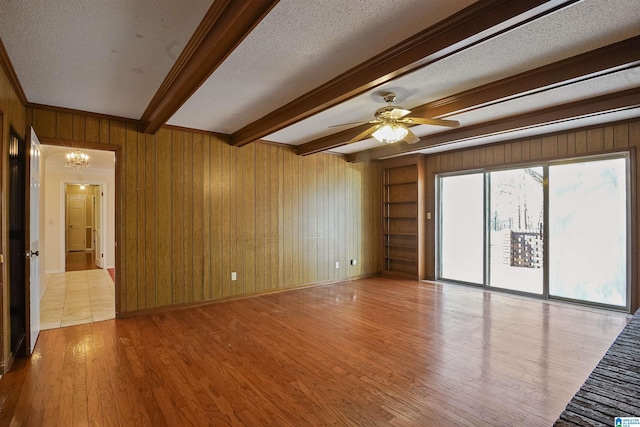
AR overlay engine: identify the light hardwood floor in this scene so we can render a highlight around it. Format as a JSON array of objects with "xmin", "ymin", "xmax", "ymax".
[{"xmin": 1, "ymin": 277, "xmax": 628, "ymax": 426}]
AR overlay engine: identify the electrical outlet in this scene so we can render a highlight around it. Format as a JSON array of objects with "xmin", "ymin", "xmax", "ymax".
[
  {"xmin": 335, "ymin": 261, "xmax": 339, "ymax": 269},
  {"xmin": 350, "ymin": 259, "xmax": 357, "ymax": 266},
  {"xmin": 231, "ymin": 272, "xmax": 237, "ymax": 281}
]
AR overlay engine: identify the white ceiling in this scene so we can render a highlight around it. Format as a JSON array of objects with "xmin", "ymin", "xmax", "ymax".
[
  {"xmin": 40, "ymin": 145, "xmax": 115, "ymax": 172},
  {"xmin": 0, "ymin": 0, "xmax": 211, "ymax": 118},
  {"xmin": 0, "ymin": 0, "xmax": 639, "ymax": 160},
  {"xmin": 167, "ymin": 0, "xmax": 477, "ymax": 133}
]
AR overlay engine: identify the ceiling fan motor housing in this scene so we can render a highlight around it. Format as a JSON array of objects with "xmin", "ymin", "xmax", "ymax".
[
  {"xmin": 382, "ymin": 93, "xmax": 397, "ymax": 104},
  {"xmin": 375, "ymin": 106, "xmax": 401, "ymax": 120}
]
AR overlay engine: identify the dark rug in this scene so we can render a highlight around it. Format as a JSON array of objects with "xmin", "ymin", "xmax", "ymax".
[{"xmin": 554, "ymin": 309, "xmax": 640, "ymax": 426}]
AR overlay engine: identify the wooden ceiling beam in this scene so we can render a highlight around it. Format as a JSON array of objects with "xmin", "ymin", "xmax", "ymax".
[
  {"xmin": 346, "ymin": 87, "xmax": 640, "ymax": 162},
  {"xmin": 230, "ymin": 0, "xmax": 579, "ymax": 147},
  {"xmin": 140, "ymin": 0, "xmax": 279, "ymax": 135},
  {"xmin": 297, "ymin": 36, "xmax": 640, "ymax": 156}
]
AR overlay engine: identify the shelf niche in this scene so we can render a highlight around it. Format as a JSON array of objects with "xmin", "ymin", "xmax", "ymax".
[{"xmin": 381, "ymin": 155, "xmax": 426, "ymax": 279}]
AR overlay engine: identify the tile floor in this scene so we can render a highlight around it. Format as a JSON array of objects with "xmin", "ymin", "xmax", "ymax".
[{"xmin": 40, "ymin": 269, "xmax": 115, "ymax": 330}]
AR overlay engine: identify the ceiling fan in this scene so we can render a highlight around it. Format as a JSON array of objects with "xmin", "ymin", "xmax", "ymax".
[{"xmin": 334, "ymin": 93, "xmax": 460, "ymax": 145}]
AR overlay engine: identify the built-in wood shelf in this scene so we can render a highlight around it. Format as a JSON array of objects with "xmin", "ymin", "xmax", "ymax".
[
  {"xmin": 382, "ymin": 156, "xmax": 425, "ymax": 279},
  {"xmin": 384, "ymin": 181, "xmax": 419, "ymax": 186},
  {"xmin": 386, "ymin": 244, "xmax": 418, "ymax": 250},
  {"xmin": 383, "ymin": 256, "xmax": 417, "ymax": 263},
  {"xmin": 383, "ymin": 216, "xmax": 417, "ymax": 220},
  {"xmin": 383, "ymin": 201, "xmax": 417, "ymax": 205}
]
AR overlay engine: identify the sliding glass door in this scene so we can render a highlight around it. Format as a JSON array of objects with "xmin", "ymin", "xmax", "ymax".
[
  {"xmin": 548, "ymin": 158, "xmax": 628, "ymax": 306},
  {"xmin": 439, "ymin": 173, "xmax": 483, "ymax": 284},
  {"xmin": 488, "ymin": 167, "xmax": 544, "ymax": 294},
  {"xmin": 436, "ymin": 154, "xmax": 629, "ymax": 310}
]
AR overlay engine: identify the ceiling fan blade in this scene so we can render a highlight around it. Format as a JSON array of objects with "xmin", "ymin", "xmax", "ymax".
[
  {"xmin": 403, "ymin": 117, "xmax": 460, "ymax": 127},
  {"xmin": 404, "ymin": 129, "xmax": 420, "ymax": 145},
  {"xmin": 388, "ymin": 108, "xmax": 411, "ymax": 119},
  {"xmin": 348, "ymin": 124, "xmax": 382, "ymax": 143},
  {"xmin": 328, "ymin": 121, "xmax": 369, "ymax": 128}
]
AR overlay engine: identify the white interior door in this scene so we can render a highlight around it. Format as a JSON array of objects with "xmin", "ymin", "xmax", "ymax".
[
  {"xmin": 94, "ymin": 187, "xmax": 104, "ymax": 268},
  {"xmin": 28, "ymin": 127, "xmax": 41, "ymax": 354},
  {"xmin": 67, "ymin": 193, "xmax": 86, "ymax": 251}
]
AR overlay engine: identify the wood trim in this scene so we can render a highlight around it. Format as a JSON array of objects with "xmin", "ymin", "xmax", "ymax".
[
  {"xmin": 412, "ymin": 37, "xmax": 640, "ymax": 119},
  {"xmin": 140, "ymin": 0, "xmax": 280, "ymax": 134},
  {"xmin": 347, "ymin": 87, "xmax": 640, "ymax": 162},
  {"xmin": 27, "ymin": 103, "xmax": 139, "ymax": 125},
  {"xmin": 160, "ymin": 124, "xmax": 230, "ymax": 141},
  {"xmin": 298, "ymin": 36, "xmax": 640, "ymax": 156},
  {"xmin": 37, "ymin": 136, "xmax": 123, "ymax": 317},
  {"xmin": 28, "ymin": 104, "xmax": 238, "ymax": 143},
  {"xmin": 416, "ymin": 156, "xmax": 426, "ymax": 280},
  {"xmin": 118, "ymin": 272, "xmax": 380, "ymax": 318},
  {"xmin": 231, "ymin": 0, "xmax": 578, "ymax": 147},
  {"xmin": 406, "ymin": 117, "xmax": 640, "ymax": 166},
  {"xmin": 630, "ymin": 147, "xmax": 638, "ymax": 312},
  {"xmin": 0, "ymin": 39, "xmax": 27, "ymax": 106},
  {"xmin": 36, "ymin": 136, "xmax": 120, "ymax": 152},
  {"xmin": 380, "ymin": 154, "xmax": 424, "ymax": 169}
]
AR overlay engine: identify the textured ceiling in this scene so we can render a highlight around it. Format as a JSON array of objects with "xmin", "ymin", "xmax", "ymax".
[
  {"xmin": 0, "ymin": 0, "xmax": 639, "ymax": 160},
  {"xmin": 167, "ymin": 0, "xmax": 476, "ymax": 133},
  {"xmin": 266, "ymin": 0, "xmax": 640, "ymax": 146},
  {"xmin": 0, "ymin": 0, "xmax": 211, "ymax": 118}
]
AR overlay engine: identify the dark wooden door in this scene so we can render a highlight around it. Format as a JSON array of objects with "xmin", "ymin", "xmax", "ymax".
[{"xmin": 8, "ymin": 130, "xmax": 26, "ymax": 358}]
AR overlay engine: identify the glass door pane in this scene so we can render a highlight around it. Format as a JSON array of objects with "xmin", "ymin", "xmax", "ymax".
[
  {"xmin": 439, "ymin": 173, "xmax": 484, "ymax": 284},
  {"xmin": 488, "ymin": 167, "xmax": 544, "ymax": 294},
  {"xmin": 549, "ymin": 158, "xmax": 627, "ymax": 307}
]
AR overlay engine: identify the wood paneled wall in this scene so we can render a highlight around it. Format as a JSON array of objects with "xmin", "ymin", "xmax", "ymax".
[
  {"xmin": 0, "ymin": 61, "xmax": 26, "ymax": 370},
  {"xmin": 27, "ymin": 107, "xmax": 383, "ymax": 314},
  {"xmin": 424, "ymin": 119, "xmax": 640, "ymax": 310}
]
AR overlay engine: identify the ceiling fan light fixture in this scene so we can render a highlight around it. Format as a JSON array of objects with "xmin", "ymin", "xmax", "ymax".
[{"xmin": 372, "ymin": 123, "xmax": 409, "ymax": 144}]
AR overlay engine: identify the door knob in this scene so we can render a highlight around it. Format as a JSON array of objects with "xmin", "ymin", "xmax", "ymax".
[{"xmin": 31, "ymin": 250, "xmax": 39, "ymax": 257}]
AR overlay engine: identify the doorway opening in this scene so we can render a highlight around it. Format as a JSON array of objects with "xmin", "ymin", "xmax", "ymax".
[
  {"xmin": 65, "ymin": 183, "xmax": 102, "ymax": 271},
  {"xmin": 39, "ymin": 146, "xmax": 116, "ymax": 329}
]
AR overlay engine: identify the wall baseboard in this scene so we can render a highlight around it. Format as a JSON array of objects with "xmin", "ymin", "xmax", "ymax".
[{"xmin": 118, "ymin": 273, "xmax": 381, "ymax": 319}]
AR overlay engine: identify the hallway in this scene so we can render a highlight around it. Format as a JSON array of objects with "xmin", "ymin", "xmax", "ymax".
[
  {"xmin": 40, "ymin": 269, "xmax": 115, "ymax": 330},
  {"xmin": 65, "ymin": 250, "xmax": 99, "ymax": 272}
]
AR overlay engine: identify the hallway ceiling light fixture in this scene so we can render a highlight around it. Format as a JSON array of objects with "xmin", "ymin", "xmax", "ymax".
[{"xmin": 65, "ymin": 150, "xmax": 90, "ymax": 171}]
